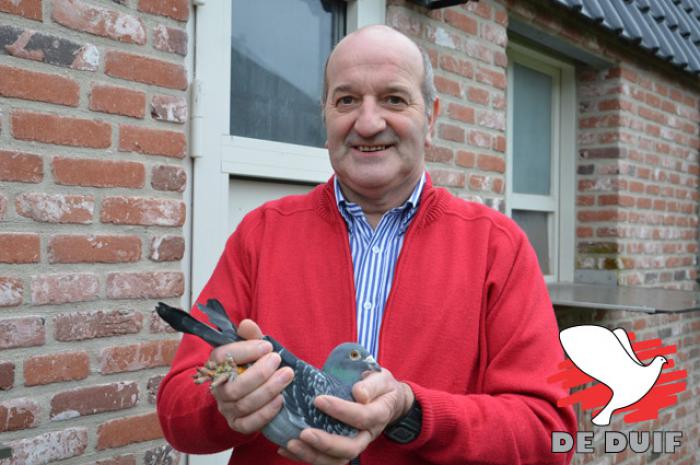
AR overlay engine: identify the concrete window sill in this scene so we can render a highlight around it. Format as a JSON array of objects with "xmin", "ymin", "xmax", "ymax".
[{"xmin": 548, "ymin": 282, "xmax": 700, "ymax": 314}]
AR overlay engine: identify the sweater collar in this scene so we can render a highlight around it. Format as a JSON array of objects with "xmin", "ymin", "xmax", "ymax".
[{"xmin": 317, "ymin": 171, "xmax": 447, "ymax": 231}]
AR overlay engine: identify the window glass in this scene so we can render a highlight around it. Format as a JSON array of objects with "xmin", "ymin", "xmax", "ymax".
[
  {"xmin": 511, "ymin": 209, "xmax": 550, "ymax": 275},
  {"xmin": 512, "ymin": 63, "xmax": 552, "ymax": 195},
  {"xmin": 230, "ymin": 0, "xmax": 345, "ymax": 147}
]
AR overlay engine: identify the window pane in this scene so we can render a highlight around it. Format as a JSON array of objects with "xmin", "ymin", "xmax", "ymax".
[
  {"xmin": 511, "ymin": 209, "xmax": 550, "ymax": 275},
  {"xmin": 230, "ymin": 0, "xmax": 345, "ymax": 147},
  {"xmin": 512, "ymin": 63, "xmax": 552, "ymax": 195}
]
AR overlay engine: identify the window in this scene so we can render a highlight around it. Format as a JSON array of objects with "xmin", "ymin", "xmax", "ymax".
[
  {"xmin": 230, "ymin": 0, "xmax": 345, "ymax": 148},
  {"xmin": 506, "ymin": 43, "xmax": 575, "ymax": 282}
]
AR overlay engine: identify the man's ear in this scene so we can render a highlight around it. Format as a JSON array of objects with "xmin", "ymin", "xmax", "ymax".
[{"xmin": 425, "ymin": 97, "xmax": 440, "ymax": 147}]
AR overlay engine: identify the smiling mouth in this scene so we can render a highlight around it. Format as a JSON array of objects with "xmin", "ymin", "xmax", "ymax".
[{"xmin": 355, "ymin": 145, "xmax": 390, "ymax": 152}]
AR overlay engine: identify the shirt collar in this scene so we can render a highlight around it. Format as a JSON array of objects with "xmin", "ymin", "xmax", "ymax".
[{"xmin": 334, "ymin": 172, "xmax": 426, "ymax": 233}]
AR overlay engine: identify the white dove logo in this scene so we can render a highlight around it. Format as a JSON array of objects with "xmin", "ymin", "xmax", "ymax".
[{"xmin": 559, "ymin": 325, "xmax": 667, "ymax": 427}]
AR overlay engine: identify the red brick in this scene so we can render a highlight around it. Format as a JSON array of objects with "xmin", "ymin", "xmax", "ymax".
[
  {"xmin": 151, "ymin": 94, "xmax": 188, "ymax": 124},
  {"xmin": 53, "ymin": 157, "xmax": 145, "ymax": 188},
  {"xmin": 447, "ymin": 103, "xmax": 475, "ymax": 124},
  {"xmin": 119, "ymin": 125, "xmax": 186, "ymax": 158},
  {"xmin": 105, "ymin": 51, "xmax": 187, "ymax": 90},
  {"xmin": 0, "ymin": 65, "xmax": 79, "ymax": 106},
  {"xmin": 0, "ymin": 233, "xmax": 40, "ymax": 263},
  {"xmin": 0, "ymin": 317, "xmax": 45, "ymax": 350},
  {"xmin": 54, "ymin": 309, "xmax": 143, "ymax": 342},
  {"xmin": 106, "ymin": 271, "xmax": 184, "ymax": 299},
  {"xmin": 467, "ymin": 129, "xmax": 492, "ymax": 148},
  {"xmin": 481, "ymin": 23, "xmax": 506, "ymax": 47},
  {"xmin": 0, "ymin": 398, "xmax": 40, "ymax": 432},
  {"xmin": 475, "ymin": 66, "xmax": 506, "ymax": 89},
  {"xmin": 466, "ymin": 0, "xmax": 492, "ymax": 19},
  {"xmin": 439, "ymin": 123, "xmax": 464, "ymax": 143},
  {"xmin": 579, "ymin": 147, "xmax": 626, "ymax": 159},
  {"xmin": 492, "ymin": 135, "xmax": 506, "ymax": 152},
  {"xmin": 3, "ymin": 428, "xmax": 88, "ymax": 464},
  {"xmin": 0, "ymin": 362, "xmax": 14, "ymax": 390},
  {"xmin": 99, "ymin": 340, "xmax": 178, "ymax": 374},
  {"xmin": 138, "ymin": 0, "xmax": 189, "ymax": 21},
  {"xmin": 577, "ymin": 227, "xmax": 593, "ymax": 238},
  {"xmin": 16, "ymin": 192, "xmax": 94, "ymax": 224},
  {"xmin": 476, "ymin": 110, "xmax": 505, "ymax": 130},
  {"xmin": 434, "ymin": 75, "xmax": 461, "ymax": 97},
  {"xmin": 430, "ymin": 169, "xmax": 466, "ymax": 188},
  {"xmin": 49, "ymin": 234, "xmax": 141, "ymax": 264},
  {"xmin": 51, "ymin": 382, "xmax": 139, "ymax": 420},
  {"xmin": 492, "ymin": 177, "xmax": 504, "ymax": 194},
  {"xmin": 150, "ymin": 235, "xmax": 184, "ymax": 262},
  {"xmin": 0, "ymin": 0, "xmax": 41, "ymax": 20},
  {"xmin": 467, "ymin": 86, "xmax": 489, "ymax": 105},
  {"xmin": 31, "ymin": 273, "xmax": 99, "ymax": 305},
  {"xmin": 439, "ymin": 55, "xmax": 473, "ymax": 79},
  {"xmin": 0, "ymin": 277, "xmax": 22, "ymax": 307},
  {"xmin": 0, "ymin": 150, "xmax": 43, "ymax": 183},
  {"xmin": 52, "ymin": 0, "xmax": 146, "ymax": 44},
  {"xmin": 24, "ymin": 352, "xmax": 89, "ymax": 386},
  {"xmin": 151, "ymin": 164, "xmax": 186, "ymax": 191},
  {"xmin": 495, "ymin": 9, "xmax": 508, "ymax": 26},
  {"xmin": 101, "ymin": 196, "xmax": 186, "ymax": 226},
  {"xmin": 469, "ymin": 174, "xmax": 488, "ymax": 191},
  {"xmin": 11, "ymin": 111, "xmax": 111, "ymax": 148},
  {"xmin": 477, "ymin": 154, "xmax": 505, "ymax": 173},
  {"xmin": 455, "ymin": 150, "xmax": 475, "ymax": 168},
  {"xmin": 89, "ymin": 85, "xmax": 146, "ymax": 118},
  {"xmin": 153, "ymin": 24, "xmax": 188, "ymax": 56},
  {"xmin": 443, "ymin": 9, "xmax": 477, "ymax": 35},
  {"xmin": 425, "ymin": 145, "xmax": 453, "ymax": 164},
  {"xmin": 97, "ymin": 411, "xmax": 163, "ymax": 449}
]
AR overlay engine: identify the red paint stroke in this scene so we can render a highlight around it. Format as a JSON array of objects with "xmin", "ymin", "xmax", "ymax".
[{"xmin": 548, "ymin": 331, "xmax": 687, "ymax": 425}]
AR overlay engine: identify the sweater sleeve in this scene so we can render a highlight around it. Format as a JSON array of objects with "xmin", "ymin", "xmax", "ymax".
[
  {"xmin": 157, "ymin": 220, "xmax": 261, "ymax": 454},
  {"xmin": 383, "ymin": 225, "xmax": 576, "ymax": 465}
]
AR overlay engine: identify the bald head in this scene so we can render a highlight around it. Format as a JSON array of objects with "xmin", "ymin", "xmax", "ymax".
[{"xmin": 321, "ymin": 25, "xmax": 437, "ymax": 119}]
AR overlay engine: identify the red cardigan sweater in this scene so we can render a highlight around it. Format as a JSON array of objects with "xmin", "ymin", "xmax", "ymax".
[{"xmin": 157, "ymin": 177, "xmax": 576, "ymax": 465}]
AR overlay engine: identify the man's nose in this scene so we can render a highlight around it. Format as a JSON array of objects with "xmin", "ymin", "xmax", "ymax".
[{"xmin": 353, "ymin": 98, "xmax": 386, "ymax": 137}]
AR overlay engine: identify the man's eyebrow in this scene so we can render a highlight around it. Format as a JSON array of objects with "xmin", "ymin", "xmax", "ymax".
[{"xmin": 329, "ymin": 85, "xmax": 354, "ymax": 97}]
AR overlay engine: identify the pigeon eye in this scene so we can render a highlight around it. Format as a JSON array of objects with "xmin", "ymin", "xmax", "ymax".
[{"xmin": 349, "ymin": 350, "xmax": 361, "ymax": 360}]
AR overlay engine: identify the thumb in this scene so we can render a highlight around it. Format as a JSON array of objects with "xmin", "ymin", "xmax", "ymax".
[{"xmin": 238, "ymin": 319, "xmax": 264, "ymax": 340}]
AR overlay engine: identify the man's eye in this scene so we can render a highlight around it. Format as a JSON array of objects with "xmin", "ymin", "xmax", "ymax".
[
  {"xmin": 386, "ymin": 95, "xmax": 407, "ymax": 105},
  {"xmin": 336, "ymin": 96, "xmax": 355, "ymax": 106}
]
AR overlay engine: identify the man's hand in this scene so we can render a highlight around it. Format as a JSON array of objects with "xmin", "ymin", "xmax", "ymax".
[
  {"xmin": 278, "ymin": 368, "xmax": 414, "ymax": 465},
  {"xmin": 209, "ymin": 319, "xmax": 295, "ymax": 434}
]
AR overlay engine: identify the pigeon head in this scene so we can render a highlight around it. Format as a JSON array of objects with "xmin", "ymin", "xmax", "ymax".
[{"xmin": 322, "ymin": 343, "xmax": 381, "ymax": 384}]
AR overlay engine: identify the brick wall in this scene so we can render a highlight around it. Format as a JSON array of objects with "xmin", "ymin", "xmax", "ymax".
[
  {"xmin": 387, "ymin": 0, "xmax": 509, "ymax": 212},
  {"xmin": 0, "ymin": 1, "xmax": 188, "ymax": 464},
  {"xmin": 389, "ymin": 0, "xmax": 699, "ymax": 464}
]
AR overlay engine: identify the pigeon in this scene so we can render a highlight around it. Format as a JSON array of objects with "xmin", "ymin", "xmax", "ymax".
[
  {"xmin": 156, "ymin": 300, "xmax": 381, "ymax": 447},
  {"xmin": 559, "ymin": 325, "xmax": 667, "ymax": 426}
]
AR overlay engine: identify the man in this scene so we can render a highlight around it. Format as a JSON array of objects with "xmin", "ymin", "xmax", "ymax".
[{"xmin": 158, "ymin": 25, "xmax": 576, "ymax": 465}]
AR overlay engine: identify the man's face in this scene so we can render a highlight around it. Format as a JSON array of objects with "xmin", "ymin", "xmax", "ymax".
[{"xmin": 323, "ymin": 29, "xmax": 437, "ymax": 203}]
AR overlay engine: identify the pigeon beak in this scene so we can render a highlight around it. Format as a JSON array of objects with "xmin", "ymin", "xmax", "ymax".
[{"xmin": 364, "ymin": 355, "xmax": 381, "ymax": 372}]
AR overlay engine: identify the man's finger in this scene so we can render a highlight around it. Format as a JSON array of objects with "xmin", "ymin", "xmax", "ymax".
[
  {"xmin": 226, "ymin": 366, "xmax": 294, "ymax": 417},
  {"xmin": 238, "ymin": 319, "xmax": 264, "ymax": 339},
  {"xmin": 298, "ymin": 428, "xmax": 373, "ymax": 461},
  {"xmin": 314, "ymin": 395, "xmax": 393, "ymax": 432},
  {"xmin": 351, "ymin": 369, "xmax": 391, "ymax": 403},
  {"xmin": 215, "ymin": 352, "xmax": 282, "ymax": 401},
  {"xmin": 210, "ymin": 339, "xmax": 272, "ymax": 365}
]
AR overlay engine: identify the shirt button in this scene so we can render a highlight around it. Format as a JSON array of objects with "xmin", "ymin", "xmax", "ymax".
[
  {"xmin": 363, "ymin": 302, "xmax": 373, "ymax": 310},
  {"xmin": 372, "ymin": 246, "xmax": 382, "ymax": 254}
]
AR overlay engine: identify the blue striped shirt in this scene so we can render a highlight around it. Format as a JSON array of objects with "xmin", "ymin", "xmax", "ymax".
[{"xmin": 334, "ymin": 174, "xmax": 426, "ymax": 357}]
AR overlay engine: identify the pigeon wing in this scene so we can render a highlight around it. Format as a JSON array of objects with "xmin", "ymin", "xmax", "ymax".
[
  {"xmin": 156, "ymin": 302, "xmax": 233, "ymax": 347},
  {"xmin": 613, "ymin": 327, "xmax": 643, "ymax": 365},
  {"xmin": 197, "ymin": 299, "xmax": 239, "ymax": 341},
  {"xmin": 283, "ymin": 361, "xmax": 357, "ymax": 436}
]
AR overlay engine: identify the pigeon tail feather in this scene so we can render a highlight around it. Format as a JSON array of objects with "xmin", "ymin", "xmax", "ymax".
[{"xmin": 197, "ymin": 299, "xmax": 238, "ymax": 340}]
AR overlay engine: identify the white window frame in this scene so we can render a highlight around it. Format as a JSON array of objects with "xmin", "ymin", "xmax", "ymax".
[
  {"xmin": 191, "ymin": 0, "xmax": 385, "ymax": 301},
  {"xmin": 506, "ymin": 42, "xmax": 576, "ymax": 283}
]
